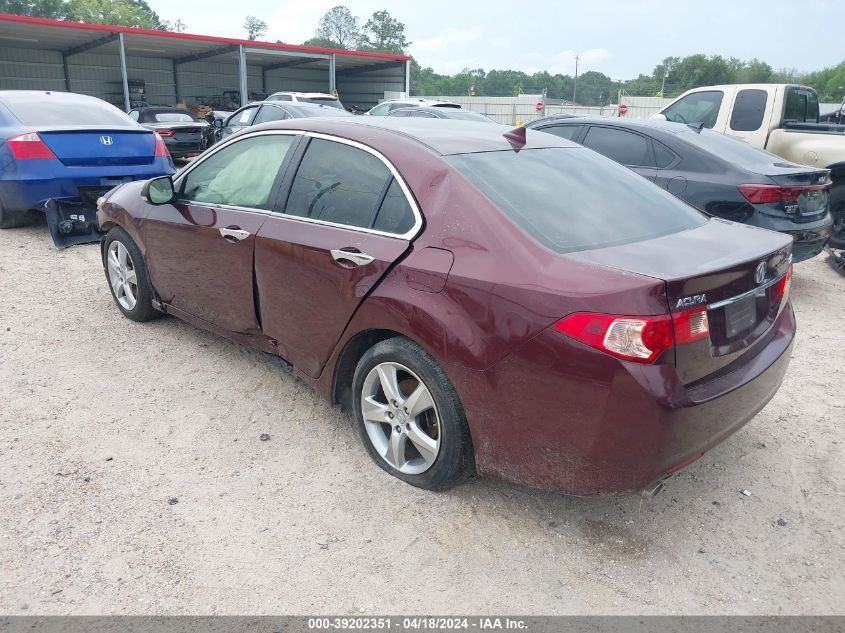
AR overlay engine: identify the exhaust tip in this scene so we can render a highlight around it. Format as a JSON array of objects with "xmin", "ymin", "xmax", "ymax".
[{"xmin": 641, "ymin": 479, "xmax": 665, "ymax": 498}]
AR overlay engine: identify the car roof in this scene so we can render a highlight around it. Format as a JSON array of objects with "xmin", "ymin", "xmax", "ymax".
[
  {"xmin": 270, "ymin": 91, "xmax": 337, "ymax": 98},
  {"xmin": 250, "ymin": 116, "xmax": 575, "ymax": 156},
  {"xmin": 135, "ymin": 106, "xmax": 192, "ymax": 112},
  {"xmin": 383, "ymin": 98, "xmax": 459, "ymax": 106},
  {"xmin": 531, "ymin": 116, "xmax": 694, "ymax": 136},
  {"xmin": 0, "ymin": 90, "xmax": 106, "ymax": 105}
]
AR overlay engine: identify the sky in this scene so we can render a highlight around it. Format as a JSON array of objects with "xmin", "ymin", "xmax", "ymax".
[{"xmin": 145, "ymin": 0, "xmax": 841, "ymax": 80}]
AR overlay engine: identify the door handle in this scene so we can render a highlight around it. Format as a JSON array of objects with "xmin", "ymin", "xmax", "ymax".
[
  {"xmin": 219, "ymin": 227, "xmax": 250, "ymax": 242},
  {"xmin": 330, "ymin": 249, "xmax": 374, "ymax": 267}
]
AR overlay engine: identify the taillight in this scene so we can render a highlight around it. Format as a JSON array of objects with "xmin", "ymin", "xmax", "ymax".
[
  {"xmin": 156, "ymin": 129, "xmax": 175, "ymax": 137},
  {"xmin": 737, "ymin": 183, "xmax": 830, "ymax": 204},
  {"xmin": 7, "ymin": 132, "xmax": 56, "ymax": 159},
  {"xmin": 153, "ymin": 132, "xmax": 170, "ymax": 157},
  {"xmin": 774, "ymin": 263, "xmax": 793, "ymax": 302},
  {"xmin": 554, "ymin": 307, "xmax": 710, "ymax": 364}
]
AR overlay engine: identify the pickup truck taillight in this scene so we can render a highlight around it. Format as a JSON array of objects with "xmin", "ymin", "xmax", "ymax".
[{"xmin": 737, "ymin": 183, "xmax": 830, "ymax": 204}]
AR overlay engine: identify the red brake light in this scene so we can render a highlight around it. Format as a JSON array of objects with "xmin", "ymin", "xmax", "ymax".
[
  {"xmin": 554, "ymin": 307, "xmax": 709, "ymax": 364},
  {"xmin": 775, "ymin": 263, "xmax": 793, "ymax": 302},
  {"xmin": 737, "ymin": 183, "xmax": 830, "ymax": 204},
  {"xmin": 7, "ymin": 132, "xmax": 56, "ymax": 159},
  {"xmin": 153, "ymin": 132, "xmax": 170, "ymax": 157},
  {"xmin": 156, "ymin": 129, "xmax": 175, "ymax": 137}
]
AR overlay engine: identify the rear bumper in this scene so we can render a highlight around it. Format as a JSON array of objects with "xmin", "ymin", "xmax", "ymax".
[
  {"xmin": 0, "ymin": 158, "xmax": 174, "ymax": 212},
  {"xmin": 457, "ymin": 304, "xmax": 796, "ymax": 495},
  {"xmin": 751, "ymin": 213, "xmax": 833, "ymax": 262},
  {"xmin": 163, "ymin": 139, "xmax": 203, "ymax": 159}
]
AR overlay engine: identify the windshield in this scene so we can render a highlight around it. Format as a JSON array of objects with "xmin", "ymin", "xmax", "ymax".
[
  {"xmin": 152, "ymin": 112, "xmax": 196, "ymax": 122},
  {"xmin": 298, "ymin": 97, "xmax": 345, "ymax": 109},
  {"xmin": 2, "ymin": 95, "xmax": 135, "ymax": 127},
  {"xmin": 447, "ymin": 147, "xmax": 706, "ymax": 254},
  {"xmin": 286, "ymin": 104, "xmax": 354, "ymax": 118}
]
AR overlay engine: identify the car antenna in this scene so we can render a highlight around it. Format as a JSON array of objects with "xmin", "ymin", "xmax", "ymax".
[
  {"xmin": 687, "ymin": 122, "xmax": 705, "ymax": 134},
  {"xmin": 503, "ymin": 126, "xmax": 527, "ymax": 152}
]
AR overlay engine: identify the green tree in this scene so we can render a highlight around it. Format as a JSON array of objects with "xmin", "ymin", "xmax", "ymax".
[
  {"xmin": 360, "ymin": 10, "xmax": 409, "ymax": 54},
  {"xmin": 64, "ymin": 0, "xmax": 163, "ymax": 28},
  {"xmin": 244, "ymin": 15, "xmax": 267, "ymax": 40},
  {"xmin": 0, "ymin": 0, "xmax": 64, "ymax": 18},
  {"xmin": 314, "ymin": 6, "xmax": 359, "ymax": 49}
]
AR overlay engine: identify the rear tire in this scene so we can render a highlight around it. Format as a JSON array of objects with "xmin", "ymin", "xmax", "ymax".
[
  {"xmin": 830, "ymin": 181, "xmax": 844, "ymax": 240},
  {"xmin": 102, "ymin": 227, "xmax": 159, "ymax": 322},
  {"xmin": 352, "ymin": 337, "xmax": 474, "ymax": 491}
]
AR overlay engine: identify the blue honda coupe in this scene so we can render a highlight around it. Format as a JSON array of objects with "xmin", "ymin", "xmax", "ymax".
[{"xmin": 0, "ymin": 90, "xmax": 175, "ymax": 246}]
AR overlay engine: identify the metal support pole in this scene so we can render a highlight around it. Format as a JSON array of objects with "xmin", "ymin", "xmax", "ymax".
[
  {"xmin": 405, "ymin": 59, "xmax": 410, "ymax": 97},
  {"xmin": 261, "ymin": 67, "xmax": 267, "ymax": 95},
  {"xmin": 238, "ymin": 44, "xmax": 248, "ymax": 107},
  {"xmin": 329, "ymin": 53, "xmax": 336, "ymax": 94},
  {"xmin": 62, "ymin": 53, "xmax": 71, "ymax": 92},
  {"xmin": 118, "ymin": 32, "xmax": 130, "ymax": 111},
  {"xmin": 172, "ymin": 59, "xmax": 180, "ymax": 105}
]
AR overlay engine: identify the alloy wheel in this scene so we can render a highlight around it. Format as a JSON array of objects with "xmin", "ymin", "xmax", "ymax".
[
  {"xmin": 107, "ymin": 240, "xmax": 139, "ymax": 311},
  {"xmin": 361, "ymin": 362, "xmax": 441, "ymax": 475}
]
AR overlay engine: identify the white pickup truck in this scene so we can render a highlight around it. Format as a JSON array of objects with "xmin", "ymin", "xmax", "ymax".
[{"xmin": 653, "ymin": 84, "xmax": 845, "ymax": 248}]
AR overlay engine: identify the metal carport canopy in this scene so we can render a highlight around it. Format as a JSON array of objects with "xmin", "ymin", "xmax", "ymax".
[{"xmin": 0, "ymin": 13, "xmax": 409, "ymax": 109}]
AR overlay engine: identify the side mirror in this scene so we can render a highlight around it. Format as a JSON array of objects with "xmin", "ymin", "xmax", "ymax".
[
  {"xmin": 214, "ymin": 119, "xmax": 224, "ymax": 129},
  {"xmin": 650, "ymin": 113, "xmax": 668, "ymax": 121},
  {"xmin": 142, "ymin": 176, "xmax": 175, "ymax": 205}
]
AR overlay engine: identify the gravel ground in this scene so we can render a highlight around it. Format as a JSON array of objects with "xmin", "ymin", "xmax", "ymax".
[{"xmin": 1, "ymin": 222, "xmax": 843, "ymax": 615}]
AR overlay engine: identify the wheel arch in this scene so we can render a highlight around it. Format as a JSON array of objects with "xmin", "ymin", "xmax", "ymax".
[{"xmin": 332, "ymin": 328, "xmax": 414, "ymax": 412}]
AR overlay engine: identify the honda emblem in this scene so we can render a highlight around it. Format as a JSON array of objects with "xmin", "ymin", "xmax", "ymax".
[{"xmin": 99, "ymin": 135, "xmax": 113, "ymax": 146}]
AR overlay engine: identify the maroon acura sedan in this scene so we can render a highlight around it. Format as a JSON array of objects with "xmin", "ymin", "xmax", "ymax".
[{"xmin": 96, "ymin": 118, "xmax": 795, "ymax": 495}]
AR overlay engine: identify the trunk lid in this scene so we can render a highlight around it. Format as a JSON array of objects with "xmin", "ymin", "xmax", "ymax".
[
  {"xmin": 38, "ymin": 128, "xmax": 156, "ymax": 167},
  {"xmin": 571, "ymin": 218, "xmax": 792, "ymax": 383}
]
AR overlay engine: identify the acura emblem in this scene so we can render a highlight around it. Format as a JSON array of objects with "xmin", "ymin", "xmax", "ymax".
[
  {"xmin": 99, "ymin": 135, "xmax": 113, "ymax": 146},
  {"xmin": 755, "ymin": 262, "xmax": 766, "ymax": 285}
]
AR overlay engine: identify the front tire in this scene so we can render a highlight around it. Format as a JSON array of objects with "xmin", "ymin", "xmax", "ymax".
[
  {"xmin": 102, "ymin": 227, "xmax": 159, "ymax": 322},
  {"xmin": 352, "ymin": 337, "xmax": 474, "ymax": 491}
]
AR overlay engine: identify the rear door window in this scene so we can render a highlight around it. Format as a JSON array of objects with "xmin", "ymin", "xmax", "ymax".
[
  {"xmin": 283, "ymin": 138, "xmax": 393, "ymax": 230},
  {"xmin": 652, "ymin": 141, "xmax": 679, "ymax": 168},
  {"xmin": 582, "ymin": 126, "xmax": 653, "ymax": 166},
  {"xmin": 539, "ymin": 125, "xmax": 582, "ymax": 141},
  {"xmin": 662, "ymin": 90, "xmax": 723, "ymax": 128},
  {"xmin": 730, "ymin": 89, "xmax": 768, "ymax": 131},
  {"xmin": 447, "ymin": 147, "xmax": 705, "ymax": 254}
]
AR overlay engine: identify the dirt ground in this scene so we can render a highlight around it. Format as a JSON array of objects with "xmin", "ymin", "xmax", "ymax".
[{"xmin": 1, "ymin": 221, "xmax": 843, "ymax": 615}]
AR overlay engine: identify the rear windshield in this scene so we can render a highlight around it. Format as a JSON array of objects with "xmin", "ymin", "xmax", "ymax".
[
  {"xmin": 298, "ymin": 97, "xmax": 344, "ymax": 109},
  {"xmin": 285, "ymin": 104, "xmax": 354, "ymax": 118},
  {"xmin": 152, "ymin": 112, "xmax": 195, "ymax": 122},
  {"xmin": 678, "ymin": 129, "xmax": 780, "ymax": 169},
  {"xmin": 447, "ymin": 147, "xmax": 706, "ymax": 254},
  {"xmin": 2, "ymin": 96, "xmax": 135, "ymax": 127}
]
